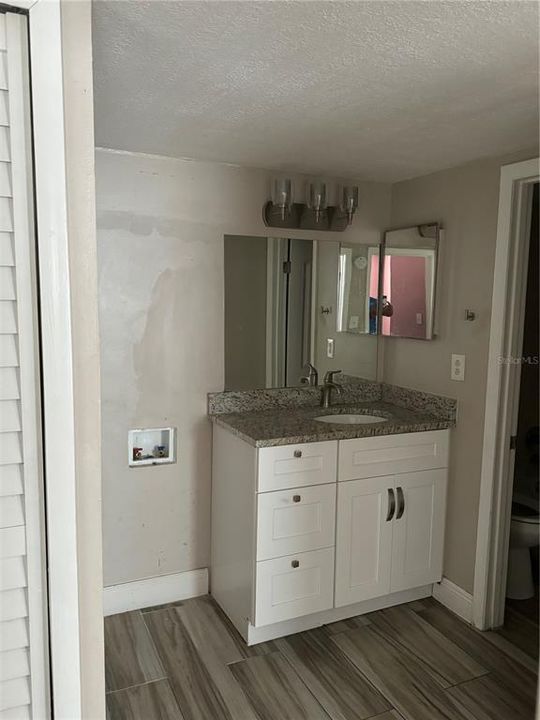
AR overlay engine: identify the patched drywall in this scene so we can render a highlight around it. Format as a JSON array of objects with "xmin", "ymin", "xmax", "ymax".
[
  {"xmin": 97, "ymin": 149, "xmax": 391, "ymax": 586},
  {"xmin": 92, "ymin": 0, "xmax": 539, "ymax": 181},
  {"xmin": 386, "ymin": 148, "xmax": 538, "ymax": 593}
]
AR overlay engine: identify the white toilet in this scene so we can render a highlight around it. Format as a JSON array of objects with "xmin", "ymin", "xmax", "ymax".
[{"xmin": 507, "ymin": 499, "xmax": 540, "ymax": 600}]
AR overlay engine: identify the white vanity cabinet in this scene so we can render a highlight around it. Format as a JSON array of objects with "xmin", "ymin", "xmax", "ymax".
[
  {"xmin": 211, "ymin": 425, "xmax": 449, "ymax": 645},
  {"xmin": 335, "ymin": 469, "xmax": 447, "ymax": 606},
  {"xmin": 335, "ymin": 431, "xmax": 449, "ymax": 606}
]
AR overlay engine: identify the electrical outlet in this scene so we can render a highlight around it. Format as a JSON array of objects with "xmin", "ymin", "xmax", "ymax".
[
  {"xmin": 327, "ymin": 338, "xmax": 335, "ymax": 359},
  {"xmin": 349, "ymin": 315, "xmax": 359, "ymax": 329},
  {"xmin": 451, "ymin": 353, "xmax": 465, "ymax": 381}
]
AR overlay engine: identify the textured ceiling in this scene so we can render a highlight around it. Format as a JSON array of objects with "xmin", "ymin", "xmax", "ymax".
[{"xmin": 92, "ymin": 0, "xmax": 539, "ymax": 182}]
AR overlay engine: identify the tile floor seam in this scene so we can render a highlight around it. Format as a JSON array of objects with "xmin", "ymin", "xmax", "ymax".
[
  {"xmin": 106, "ymin": 676, "xmax": 170, "ymax": 695},
  {"xmin": 439, "ymin": 669, "xmax": 493, "ymax": 691},
  {"xmin": 140, "ymin": 606, "xmax": 175, "ymax": 681}
]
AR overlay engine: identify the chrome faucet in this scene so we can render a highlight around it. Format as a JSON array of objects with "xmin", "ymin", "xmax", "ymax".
[
  {"xmin": 300, "ymin": 363, "xmax": 319, "ymax": 387},
  {"xmin": 321, "ymin": 370, "xmax": 342, "ymax": 408}
]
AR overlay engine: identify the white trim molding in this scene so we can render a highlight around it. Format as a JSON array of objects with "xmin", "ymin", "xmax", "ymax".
[
  {"xmin": 432, "ymin": 578, "xmax": 473, "ymax": 623},
  {"xmin": 473, "ymin": 157, "xmax": 539, "ymax": 631},
  {"xmin": 103, "ymin": 569, "xmax": 209, "ymax": 616},
  {"xmin": 30, "ymin": 0, "xmax": 105, "ymax": 716}
]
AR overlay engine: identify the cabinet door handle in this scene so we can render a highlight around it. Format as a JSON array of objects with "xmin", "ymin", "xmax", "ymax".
[
  {"xmin": 292, "ymin": 495, "xmax": 301, "ymax": 503},
  {"xmin": 386, "ymin": 488, "xmax": 395, "ymax": 521},
  {"xmin": 293, "ymin": 450, "xmax": 302, "ymax": 458},
  {"xmin": 291, "ymin": 560, "xmax": 300, "ymax": 568},
  {"xmin": 396, "ymin": 486, "xmax": 405, "ymax": 519}
]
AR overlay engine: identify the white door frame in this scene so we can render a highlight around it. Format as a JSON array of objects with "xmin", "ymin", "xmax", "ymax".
[
  {"xmin": 473, "ymin": 157, "xmax": 539, "ymax": 630},
  {"xmin": 8, "ymin": 0, "xmax": 105, "ymax": 717}
]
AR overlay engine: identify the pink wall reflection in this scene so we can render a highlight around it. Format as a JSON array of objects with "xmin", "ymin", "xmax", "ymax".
[{"xmin": 383, "ymin": 255, "xmax": 427, "ymax": 338}]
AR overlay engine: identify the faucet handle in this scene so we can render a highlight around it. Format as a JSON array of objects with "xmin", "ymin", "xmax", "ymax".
[
  {"xmin": 323, "ymin": 370, "xmax": 342, "ymax": 384},
  {"xmin": 301, "ymin": 363, "xmax": 319, "ymax": 387}
]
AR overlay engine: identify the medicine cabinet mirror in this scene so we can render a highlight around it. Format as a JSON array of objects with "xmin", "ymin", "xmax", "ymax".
[
  {"xmin": 223, "ymin": 235, "xmax": 380, "ymax": 391},
  {"xmin": 381, "ymin": 223, "xmax": 440, "ymax": 340}
]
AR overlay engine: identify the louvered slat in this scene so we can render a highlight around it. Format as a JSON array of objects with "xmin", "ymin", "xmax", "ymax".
[
  {"xmin": 0, "ymin": 336, "xmax": 18, "ymax": 367},
  {"xmin": 0, "ymin": 163, "xmax": 10, "ymax": 197},
  {"xmin": 0, "ymin": 233, "xmax": 13, "ymax": 265},
  {"xmin": 0, "ymin": 495, "xmax": 23, "ymax": 528},
  {"xmin": 0, "ymin": 526, "xmax": 24, "ymax": 558},
  {"xmin": 0, "ymin": 368, "xmax": 19, "ymax": 399},
  {"xmin": 0, "ymin": 677, "xmax": 30, "ymax": 712},
  {"xmin": 0, "ymin": 466, "xmax": 22, "ymax": 497},
  {"xmin": 0, "ymin": 619, "xmax": 28, "ymax": 653},
  {"xmin": 0, "ymin": 52, "xmax": 7, "ymax": 91},
  {"xmin": 0, "ymin": 92, "xmax": 7, "ymax": 127},
  {"xmin": 0, "ymin": 703, "xmax": 31, "ymax": 719},
  {"xmin": 0, "ymin": 302, "xmax": 16, "ymax": 334},
  {"xmin": 0, "ymin": 648, "xmax": 29, "ymax": 682},
  {"xmin": 0, "ymin": 589, "xmax": 27, "ymax": 622},
  {"xmin": 0, "ymin": 433, "xmax": 21, "ymax": 465},
  {"xmin": 0, "ymin": 557, "xmax": 26, "ymax": 592},
  {"xmin": 0, "ymin": 401, "xmax": 20, "ymax": 432},
  {"xmin": 0, "ymin": 267, "xmax": 14, "ymax": 300},
  {"xmin": 0, "ymin": 127, "xmax": 9, "ymax": 165}
]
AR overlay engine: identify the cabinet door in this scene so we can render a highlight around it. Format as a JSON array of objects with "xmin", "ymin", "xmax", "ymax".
[
  {"xmin": 390, "ymin": 469, "xmax": 447, "ymax": 593},
  {"xmin": 335, "ymin": 476, "xmax": 394, "ymax": 607}
]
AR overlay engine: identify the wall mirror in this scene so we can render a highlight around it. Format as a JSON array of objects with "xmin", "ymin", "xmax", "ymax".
[
  {"xmin": 381, "ymin": 223, "xmax": 440, "ymax": 340},
  {"xmin": 224, "ymin": 235, "xmax": 380, "ymax": 391},
  {"xmin": 337, "ymin": 243, "xmax": 380, "ymax": 335}
]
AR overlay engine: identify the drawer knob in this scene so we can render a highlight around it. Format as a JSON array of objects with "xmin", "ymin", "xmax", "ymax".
[
  {"xmin": 294, "ymin": 450, "xmax": 302, "ymax": 458},
  {"xmin": 292, "ymin": 495, "xmax": 301, "ymax": 503},
  {"xmin": 291, "ymin": 560, "xmax": 300, "ymax": 568}
]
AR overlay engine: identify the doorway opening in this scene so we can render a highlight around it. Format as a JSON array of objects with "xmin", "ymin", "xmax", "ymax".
[
  {"xmin": 496, "ymin": 183, "xmax": 539, "ymax": 660},
  {"xmin": 474, "ymin": 159, "xmax": 540, "ymax": 635}
]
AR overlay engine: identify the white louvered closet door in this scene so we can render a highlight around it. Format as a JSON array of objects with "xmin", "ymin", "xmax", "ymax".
[{"xmin": 0, "ymin": 12, "xmax": 50, "ymax": 720}]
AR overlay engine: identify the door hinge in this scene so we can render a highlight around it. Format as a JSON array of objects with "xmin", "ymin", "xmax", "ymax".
[
  {"xmin": 282, "ymin": 260, "xmax": 291, "ymax": 274},
  {"xmin": 510, "ymin": 435, "xmax": 517, "ymax": 450}
]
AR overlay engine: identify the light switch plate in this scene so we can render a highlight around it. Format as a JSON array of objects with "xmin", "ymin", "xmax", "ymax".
[
  {"xmin": 327, "ymin": 338, "xmax": 335, "ymax": 358},
  {"xmin": 451, "ymin": 354, "xmax": 465, "ymax": 381}
]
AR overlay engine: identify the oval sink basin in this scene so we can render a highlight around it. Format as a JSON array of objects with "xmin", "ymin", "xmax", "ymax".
[{"xmin": 315, "ymin": 414, "xmax": 388, "ymax": 425}]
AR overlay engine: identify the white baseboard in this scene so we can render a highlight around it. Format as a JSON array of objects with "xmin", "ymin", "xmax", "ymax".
[
  {"xmin": 432, "ymin": 577, "xmax": 473, "ymax": 623},
  {"xmin": 103, "ymin": 568, "xmax": 209, "ymax": 616}
]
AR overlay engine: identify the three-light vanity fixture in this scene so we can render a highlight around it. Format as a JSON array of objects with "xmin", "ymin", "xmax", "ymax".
[{"xmin": 263, "ymin": 177, "xmax": 359, "ymax": 232}]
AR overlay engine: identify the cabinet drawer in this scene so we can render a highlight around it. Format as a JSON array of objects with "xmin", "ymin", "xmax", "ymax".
[
  {"xmin": 258, "ymin": 441, "xmax": 337, "ymax": 493},
  {"xmin": 256, "ymin": 483, "xmax": 336, "ymax": 561},
  {"xmin": 338, "ymin": 430, "xmax": 449, "ymax": 482},
  {"xmin": 254, "ymin": 548, "xmax": 334, "ymax": 627}
]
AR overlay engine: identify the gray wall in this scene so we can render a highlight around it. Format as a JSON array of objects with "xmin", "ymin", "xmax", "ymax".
[
  {"xmin": 97, "ymin": 143, "xmax": 537, "ymax": 595},
  {"xmin": 224, "ymin": 235, "xmax": 267, "ymax": 390},
  {"xmin": 386, "ymin": 149, "xmax": 538, "ymax": 593},
  {"xmin": 97, "ymin": 148, "xmax": 391, "ymax": 586}
]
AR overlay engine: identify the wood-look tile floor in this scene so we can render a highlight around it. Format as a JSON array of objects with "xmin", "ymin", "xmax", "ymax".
[{"xmin": 105, "ymin": 596, "xmax": 538, "ymax": 720}]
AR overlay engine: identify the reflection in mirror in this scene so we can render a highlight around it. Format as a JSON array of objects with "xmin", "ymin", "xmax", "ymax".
[
  {"xmin": 381, "ymin": 223, "xmax": 440, "ymax": 340},
  {"xmin": 223, "ymin": 235, "xmax": 379, "ymax": 390},
  {"xmin": 337, "ymin": 244, "xmax": 380, "ymax": 335}
]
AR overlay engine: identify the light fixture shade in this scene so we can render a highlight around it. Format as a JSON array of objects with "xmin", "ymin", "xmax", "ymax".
[
  {"xmin": 271, "ymin": 177, "xmax": 293, "ymax": 220},
  {"xmin": 339, "ymin": 185, "xmax": 359, "ymax": 224},
  {"xmin": 307, "ymin": 180, "xmax": 327, "ymax": 223}
]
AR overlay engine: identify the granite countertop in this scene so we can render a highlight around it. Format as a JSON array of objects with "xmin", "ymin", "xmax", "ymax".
[{"xmin": 210, "ymin": 400, "xmax": 455, "ymax": 448}]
